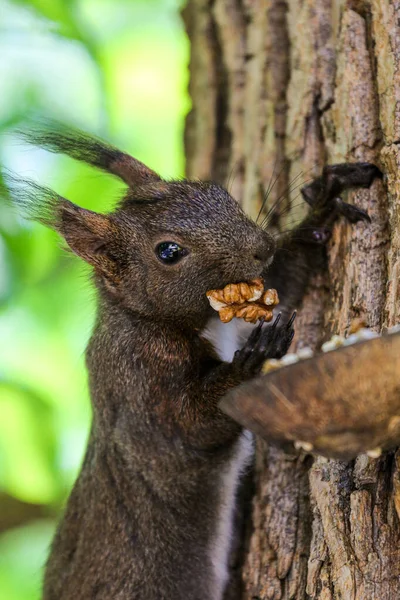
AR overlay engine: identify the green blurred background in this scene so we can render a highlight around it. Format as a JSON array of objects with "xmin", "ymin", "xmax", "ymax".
[{"xmin": 0, "ymin": 1, "xmax": 189, "ymax": 597}]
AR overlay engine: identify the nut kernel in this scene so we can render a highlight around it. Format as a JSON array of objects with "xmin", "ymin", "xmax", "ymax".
[{"xmin": 206, "ymin": 279, "xmax": 279, "ymax": 324}]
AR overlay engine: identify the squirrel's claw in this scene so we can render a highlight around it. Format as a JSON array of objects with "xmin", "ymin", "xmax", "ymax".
[
  {"xmin": 286, "ymin": 310, "xmax": 297, "ymax": 329},
  {"xmin": 296, "ymin": 162, "xmax": 381, "ymax": 245},
  {"xmin": 334, "ymin": 197, "xmax": 371, "ymax": 224},
  {"xmin": 234, "ymin": 318, "xmax": 265, "ymax": 363},
  {"xmin": 232, "ymin": 313, "xmax": 295, "ymax": 378},
  {"xmin": 301, "ymin": 162, "xmax": 382, "ymax": 210}
]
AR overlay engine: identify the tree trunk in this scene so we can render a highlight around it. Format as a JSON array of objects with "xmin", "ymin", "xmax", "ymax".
[{"xmin": 183, "ymin": 1, "xmax": 400, "ymax": 599}]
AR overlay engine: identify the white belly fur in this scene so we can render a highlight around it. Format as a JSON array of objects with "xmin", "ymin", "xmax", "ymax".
[
  {"xmin": 210, "ymin": 430, "xmax": 254, "ymax": 600},
  {"xmin": 201, "ymin": 315, "xmax": 256, "ymax": 598},
  {"xmin": 202, "ymin": 316, "xmax": 256, "ymax": 362}
]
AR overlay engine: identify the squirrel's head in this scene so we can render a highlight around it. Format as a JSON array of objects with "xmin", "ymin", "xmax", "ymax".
[{"xmin": 4, "ymin": 126, "xmax": 275, "ymax": 327}]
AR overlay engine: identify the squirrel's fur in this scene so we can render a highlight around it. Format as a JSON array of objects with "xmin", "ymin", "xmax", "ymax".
[{"xmin": 4, "ymin": 126, "xmax": 382, "ymax": 600}]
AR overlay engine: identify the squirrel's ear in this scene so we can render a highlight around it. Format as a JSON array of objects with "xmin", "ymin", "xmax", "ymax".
[
  {"xmin": 19, "ymin": 124, "xmax": 161, "ymax": 187},
  {"xmin": 58, "ymin": 202, "xmax": 117, "ymax": 277},
  {"xmin": 1, "ymin": 172, "xmax": 118, "ymax": 279}
]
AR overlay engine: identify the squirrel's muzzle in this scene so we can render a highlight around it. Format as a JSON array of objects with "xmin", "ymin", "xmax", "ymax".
[{"xmin": 252, "ymin": 234, "xmax": 276, "ymax": 267}]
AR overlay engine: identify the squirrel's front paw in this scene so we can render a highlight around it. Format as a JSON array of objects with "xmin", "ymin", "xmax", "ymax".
[
  {"xmin": 231, "ymin": 312, "xmax": 296, "ymax": 379},
  {"xmin": 300, "ymin": 162, "xmax": 383, "ymax": 243}
]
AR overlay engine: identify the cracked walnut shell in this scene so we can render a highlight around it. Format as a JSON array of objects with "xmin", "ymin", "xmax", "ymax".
[{"xmin": 206, "ymin": 279, "xmax": 279, "ymax": 324}]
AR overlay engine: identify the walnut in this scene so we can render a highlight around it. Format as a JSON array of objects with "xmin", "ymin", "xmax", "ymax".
[
  {"xmin": 206, "ymin": 278, "xmax": 279, "ymax": 324},
  {"xmin": 207, "ymin": 278, "xmax": 264, "ymax": 310},
  {"xmin": 261, "ymin": 289, "xmax": 279, "ymax": 307}
]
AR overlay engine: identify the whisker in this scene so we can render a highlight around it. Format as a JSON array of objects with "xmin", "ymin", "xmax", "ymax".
[
  {"xmin": 262, "ymin": 197, "xmax": 307, "ymax": 230},
  {"xmin": 260, "ymin": 175, "xmax": 313, "ymax": 229},
  {"xmin": 260, "ymin": 160, "xmax": 322, "ymax": 228},
  {"xmin": 260, "ymin": 175, "xmax": 310, "ymax": 229},
  {"xmin": 256, "ymin": 159, "xmax": 288, "ymax": 224},
  {"xmin": 225, "ymin": 161, "xmax": 240, "ymax": 194},
  {"xmin": 255, "ymin": 156, "xmax": 279, "ymax": 223}
]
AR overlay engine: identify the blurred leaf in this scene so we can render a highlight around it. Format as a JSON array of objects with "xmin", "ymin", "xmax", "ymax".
[
  {"xmin": 0, "ymin": 519, "xmax": 55, "ymax": 600},
  {"xmin": 1, "ymin": 225, "xmax": 59, "ymax": 287},
  {"xmin": 0, "ymin": 382, "xmax": 60, "ymax": 504},
  {"xmin": 0, "ymin": 492, "xmax": 49, "ymax": 534},
  {"xmin": 11, "ymin": 0, "xmax": 84, "ymax": 41}
]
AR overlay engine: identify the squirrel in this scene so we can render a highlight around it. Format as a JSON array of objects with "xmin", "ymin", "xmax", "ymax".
[{"xmin": 5, "ymin": 126, "xmax": 382, "ymax": 600}]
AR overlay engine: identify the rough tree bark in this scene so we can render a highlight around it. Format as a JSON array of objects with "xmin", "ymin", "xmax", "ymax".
[{"xmin": 183, "ymin": 1, "xmax": 400, "ymax": 599}]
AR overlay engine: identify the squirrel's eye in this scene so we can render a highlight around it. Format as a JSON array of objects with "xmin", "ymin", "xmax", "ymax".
[{"xmin": 156, "ymin": 241, "xmax": 188, "ymax": 265}]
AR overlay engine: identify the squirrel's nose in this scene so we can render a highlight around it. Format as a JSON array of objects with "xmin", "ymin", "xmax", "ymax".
[
  {"xmin": 253, "ymin": 251, "xmax": 269, "ymax": 263},
  {"xmin": 253, "ymin": 238, "xmax": 276, "ymax": 265}
]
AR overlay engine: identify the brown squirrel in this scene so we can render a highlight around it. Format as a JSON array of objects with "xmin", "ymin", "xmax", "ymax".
[{"xmin": 5, "ymin": 126, "xmax": 381, "ymax": 600}]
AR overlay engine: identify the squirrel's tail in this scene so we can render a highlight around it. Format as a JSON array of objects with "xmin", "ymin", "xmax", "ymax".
[{"xmin": 19, "ymin": 123, "xmax": 160, "ymax": 188}]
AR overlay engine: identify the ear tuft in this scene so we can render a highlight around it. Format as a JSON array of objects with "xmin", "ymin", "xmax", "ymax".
[
  {"xmin": 19, "ymin": 122, "xmax": 161, "ymax": 187},
  {"xmin": 1, "ymin": 170, "xmax": 64, "ymax": 228},
  {"xmin": 1, "ymin": 171, "xmax": 118, "ymax": 279}
]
